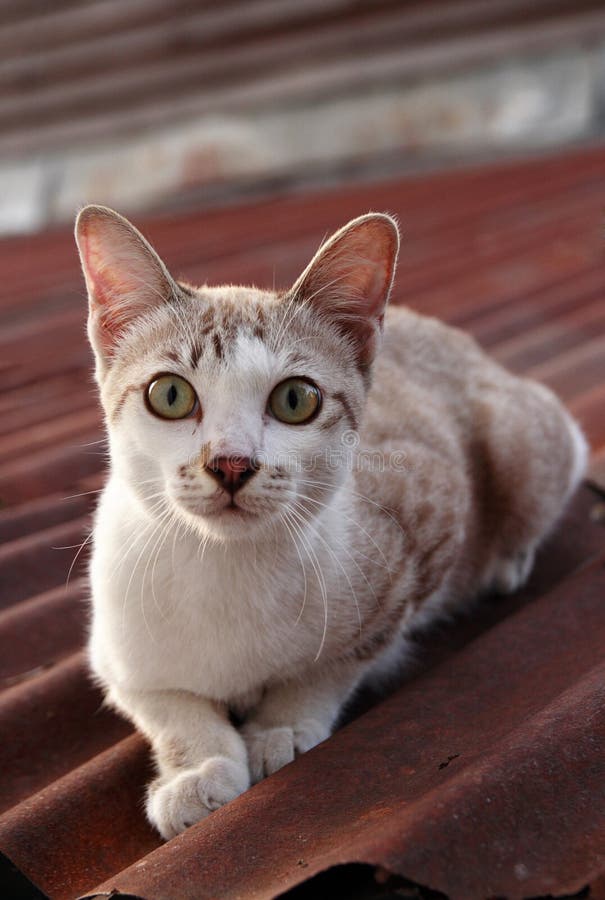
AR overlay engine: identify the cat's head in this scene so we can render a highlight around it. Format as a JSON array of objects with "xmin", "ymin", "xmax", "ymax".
[{"xmin": 75, "ymin": 206, "xmax": 399, "ymax": 542}]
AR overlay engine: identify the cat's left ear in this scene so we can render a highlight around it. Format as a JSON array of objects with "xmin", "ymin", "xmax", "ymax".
[
  {"xmin": 75, "ymin": 205, "xmax": 177, "ymax": 375},
  {"xmin": 290, "ymin": 212, "xmax": 400, "ymax": 366}
]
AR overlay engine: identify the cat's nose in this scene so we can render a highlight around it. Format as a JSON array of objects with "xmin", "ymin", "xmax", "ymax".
[{"xmin": 205, "ymin": 456, "xmax": 258, "ymax": 494}]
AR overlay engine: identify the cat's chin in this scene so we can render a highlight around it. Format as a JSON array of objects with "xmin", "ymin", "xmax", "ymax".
[
  {"xmin": 177, "ymin": 502, "xmax": 276, "ymax": 542},
  {"xmin": 203, "ymin": 511, "xmax": 276, "ymax": 542}
]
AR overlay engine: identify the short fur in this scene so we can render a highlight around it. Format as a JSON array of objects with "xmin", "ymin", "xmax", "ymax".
[{"xmin": 75, "ymin": 206, "xmax": 587, "ymax": 840}]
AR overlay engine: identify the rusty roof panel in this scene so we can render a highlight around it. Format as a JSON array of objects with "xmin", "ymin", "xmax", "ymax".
[
  {"xmin": 1, "ymin": 144, "xmax": 605, "ymax": 899},
  {"xmin": 1, "ymin": 735, "xmax": 159, "ymax": 899},
  {"xmin": 0, "ymin": 516, "xmax": 92, "ymax": 606},
  {"xmin": 0, "ymin": 653, "xmax": 131, "ymax": 815},
  {"xmin": 0, "ymin": 492, "xmax": 94, "ymax": 544},
  {"xmin": 0, "ymin": 579, "xmax": 87, "ymax": 684}
]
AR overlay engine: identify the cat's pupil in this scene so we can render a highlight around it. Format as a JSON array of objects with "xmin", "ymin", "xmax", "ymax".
[
  {"xmin": 288, "ymin": 388, "xmax": 298, "ymax": 410},
  {"xmin": 167, "ymin": 384, "xmax": 178, "ymax": 406}
]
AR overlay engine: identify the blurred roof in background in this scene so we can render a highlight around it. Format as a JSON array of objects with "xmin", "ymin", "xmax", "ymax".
[{"xmin": 2, "ymin": 0, "xmax": 605, "ymax": 234}]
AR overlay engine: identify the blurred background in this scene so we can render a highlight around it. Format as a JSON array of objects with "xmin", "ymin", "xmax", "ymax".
[{"xmin": 2, "ymin": 0, "xmax": 605, "ymax": 236}]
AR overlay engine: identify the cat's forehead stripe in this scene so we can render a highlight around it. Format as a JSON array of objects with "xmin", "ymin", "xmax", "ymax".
[
  {"xmin": 187, "ymin": 302, "xmax": 274, "ymax": 368},
  {"xmin": 213, "ymin": 332, "xmax": 224, "ymax": 361},
  {"xmin": 189, "ymin": 321, "xmax": 217, "ymax": 368}
]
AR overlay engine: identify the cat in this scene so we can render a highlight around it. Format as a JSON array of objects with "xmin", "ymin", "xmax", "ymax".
[{"xmin": 75, "ymin": 205, "xmax": 587, "ymax": 840}]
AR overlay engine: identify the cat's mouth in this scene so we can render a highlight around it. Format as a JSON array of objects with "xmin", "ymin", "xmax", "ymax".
[
  {"xmin": 172, "ymin": 486, "xmax": 283, "ymax": 531},
  {"xmin": 212, "ymin": 503, "xmax": 255, "ymax": 518},
  {"xmin": 181, "ymin": 496, "xmax": 258, "ymax": 521}
]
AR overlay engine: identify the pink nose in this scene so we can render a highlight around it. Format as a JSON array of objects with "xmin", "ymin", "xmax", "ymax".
[{"xmin": 206, "ymin": 456, "xmax": 257, "ymax": 493}]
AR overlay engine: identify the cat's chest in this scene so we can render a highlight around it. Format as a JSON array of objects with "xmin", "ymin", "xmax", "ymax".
[{"xmin": 91, "ymin": 527, "xmax": 327, "ymax": 699}]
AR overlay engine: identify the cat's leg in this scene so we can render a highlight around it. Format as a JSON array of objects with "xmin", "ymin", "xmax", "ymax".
[
  {"xmin": 242, "ymin": 663, "xmax": 363, "ymax": 783},
  {"xmin": 108, "ymin": 684, "xmax": 249, "ymax": 840},
  {"xmin": 485, "ymin": 545, "xmax": 536, "ymax": 595},
  {"xmin": 478, "ymin": 381, "xmax": 588, "ymax": 596}
]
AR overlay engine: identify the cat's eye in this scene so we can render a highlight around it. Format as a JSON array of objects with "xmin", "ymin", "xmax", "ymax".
[
  {"xmin": 146, "ymin": 374, "xmax": 198, "ymax": 420},
  {"xmin": 269, "ymin": 378, "xmax": 321, "ymax": 424}
]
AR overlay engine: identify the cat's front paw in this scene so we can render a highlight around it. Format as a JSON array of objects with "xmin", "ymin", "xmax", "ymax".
[
  {"xmin": 489, "ymin": 546, "xmax": 535, "ymax": 595},
  {"xmin": 146, "ymin": 756, "xmax": 250, "ymax": 840},
  {"xmin": 243, "ymin": 718, "xmax": 330, "ymax": 783}
]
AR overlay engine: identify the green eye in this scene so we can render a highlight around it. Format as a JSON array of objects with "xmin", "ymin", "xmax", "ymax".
[
  {"xmin": 146, "ymin": 374, "xmax": 198, "ymax": 420},
  {"xmin": 269, "ymin": 378, "xmax": 321, "ymax": 424}
]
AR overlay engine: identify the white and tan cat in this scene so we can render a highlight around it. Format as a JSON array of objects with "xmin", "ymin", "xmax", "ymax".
[{"xmin": 75, "ymin": 206, "xmax": 587, "ymax": 840}]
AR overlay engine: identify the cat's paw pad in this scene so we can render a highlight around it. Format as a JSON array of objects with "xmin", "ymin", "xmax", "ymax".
[
  {"xmin": 243, "ymin": 718, "xmax": 330, "ymax": 783},
  {"xmin": 490, "ymin": 547, "xmax": 535, "ymax": 595},
  {"xmin": 146, "ymin": 756, "xmax": 249, "ymax": 840}
]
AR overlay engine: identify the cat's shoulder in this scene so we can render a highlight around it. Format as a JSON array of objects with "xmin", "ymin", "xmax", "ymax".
[{"xmin": 384, "ymin": 304, "xmax": 481, "ymax": 353}]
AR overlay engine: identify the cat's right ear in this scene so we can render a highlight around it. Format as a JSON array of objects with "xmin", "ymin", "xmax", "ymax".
[{"xmin": 75, "ymin": 205, "xmax": 176, "ymax": 375}]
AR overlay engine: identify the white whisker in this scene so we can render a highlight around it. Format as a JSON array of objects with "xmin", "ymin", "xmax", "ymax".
[
  {"xmin": 285, "ymin": 485, "xmax": 392, "ymax": 574},
  {"xmin": 282, "ymin": 503, "xmax": 329, "ymax": 662},
  {"xmin": 288, "ymin": 500, "xmax": 363, "ymax": 641},
  {"xmin": 64, "ymin": 529, "xmax": 94, "ymax": 585},
  {"xmin": 279, "ymin": 509, "xmax": 308, "ymax": 627}
]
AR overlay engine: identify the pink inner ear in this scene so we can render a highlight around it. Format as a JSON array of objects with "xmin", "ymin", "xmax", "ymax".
[
  {"xmin": 79, "ymin": 226, "xmax": 119, "ymax": 312},
  {"xmin": 304, "ymin": 217, "xmax": 398, "ymax": 317},
  {"xmin": 349, "ymin": 220, "xmax": 398, "ymax": 315},
  {"xmin": 359, "ymin": 253, "xmax": 392, "ymax": 317},
  {"xmin": 80, "ymin": 232, "xmax": 135, "ymax": 344},
  {"xmin": 291, "ymin": 215, "xmax": 398, "ymax": 366},
  {"xmin": 77, "ymin": 208, "xmax": 173, "ymax": 350}
]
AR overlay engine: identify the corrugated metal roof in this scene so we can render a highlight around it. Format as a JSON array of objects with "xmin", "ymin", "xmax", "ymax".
[{"xmin": 1, "ymin": 145, "xmax": 604, "ymax": 899}]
